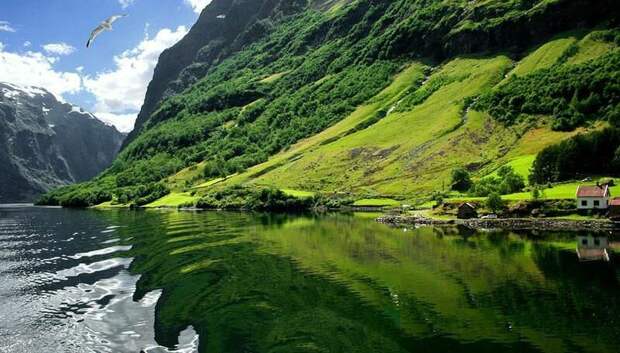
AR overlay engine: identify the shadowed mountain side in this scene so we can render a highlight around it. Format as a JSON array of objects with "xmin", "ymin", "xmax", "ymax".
[
  {"xmin": 126, "ymin": 0, "xmax": 312, "ymax": 148},
  {"xmin": 0, "ymin": 83, "xmax": 125, "ymax": 202}
]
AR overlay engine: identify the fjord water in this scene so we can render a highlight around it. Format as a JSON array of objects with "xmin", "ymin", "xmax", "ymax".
[{"xmin": 1, "ymin": 206, "xmax": 619, "ymax": 353}]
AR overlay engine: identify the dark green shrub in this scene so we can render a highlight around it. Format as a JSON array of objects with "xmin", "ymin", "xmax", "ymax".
[
  {"xmin": 486, "ymin": 193, "xmax": 505, "ymax": 213},
  {"xmin": 451, "ymin": 168, "xmax": 472, "ymax": 192}
]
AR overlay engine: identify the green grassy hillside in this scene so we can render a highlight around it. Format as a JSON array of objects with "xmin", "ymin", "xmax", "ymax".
[
  {"xmin": 237, "ymin": 57, "xmax": 515, "ymax": 196},
  {"xmin": 37, "ymin": 0, "xmax": 620, "ymax": 208},
  {"xmin": 208, "ymin": 33, "xmax": 615, "ymax": 202}
]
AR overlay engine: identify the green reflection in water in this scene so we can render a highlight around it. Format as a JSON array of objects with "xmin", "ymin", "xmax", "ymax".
[{"xmin": 99, "ymin": 210, "xmax": 619, "ymax": 353}]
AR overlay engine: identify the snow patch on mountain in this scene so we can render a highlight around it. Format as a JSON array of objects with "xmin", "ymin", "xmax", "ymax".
[
  {"xmin": 1, "ymin": 87, "xmax": 20, "ymax": 99},
  {"xmin": 69, "ymin": 105, "xmax": 101, "ymax": 122},
  {"xmin": 2, "ymin": 82, "xmax": 49, "ymax": 98}
]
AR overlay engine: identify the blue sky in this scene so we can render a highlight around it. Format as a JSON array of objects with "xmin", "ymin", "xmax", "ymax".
[{"xmin": 0, "ymin": 0, "xmax": 212, "ymax": 131}]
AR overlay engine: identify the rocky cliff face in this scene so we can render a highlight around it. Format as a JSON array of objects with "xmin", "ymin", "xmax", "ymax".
[{"xmin": 0, "ymin": 83, "xmax": 125, "ymax": 202}]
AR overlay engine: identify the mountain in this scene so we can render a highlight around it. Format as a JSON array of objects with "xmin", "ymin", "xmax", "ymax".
[
  {"xmin": 0, "ymin": 83, "xmax": 125, "ymax": 203},
  {"xmin": 39, "ymin": 0, "xmax": 620, "ymax": 208},
  {"xmin": 125, "ymin": 0, "xmax": 310, "ymax": 148}
]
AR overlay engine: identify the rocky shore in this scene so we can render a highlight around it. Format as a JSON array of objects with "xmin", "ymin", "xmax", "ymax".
[{"xmin": 376, "ymin": 215, "xmax": 618, "ymax": 231}]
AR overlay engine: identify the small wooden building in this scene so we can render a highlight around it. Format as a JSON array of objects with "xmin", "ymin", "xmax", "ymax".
[{"xmin": 457, "ymin": 203, "xmax": 477, "ymax": 219}]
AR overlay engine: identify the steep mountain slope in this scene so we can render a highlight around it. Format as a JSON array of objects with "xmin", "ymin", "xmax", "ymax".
[
  {"xmin": 0, "ymin": 83, "xmax": 124, "ymax": 202},
  {"xmin": 39, "ymin": 0, "xmax": 620, "ymax": 207},
  {"xmin": 126, "ymin": 0, "xmax": 311, "ymax": 147},
  {"xmin": 220, "ymin": 32, "xmax": 616, "ymax": 197}
]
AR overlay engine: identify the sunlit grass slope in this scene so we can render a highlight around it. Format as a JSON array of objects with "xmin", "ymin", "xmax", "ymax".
[
  {"xmin": 503, "ymin": 181, "xmax": 620, "ymax": 201},
  {"xmin": 446, "ymin": 178, "xmax": 619, "ymax": 203},
  {"xmin": 352, "ymin": 198, "xmax": 400, "ymax": 207},
  {"xmin": 144, "ymin": 192, "xmax": 199, "ymax": 208},
  {"xmin": 150, "ymin": 29, "xmax": 616, "ymax": 207},
  {"xmin": 566, "ymin": 30, "xmax": 619, "ymax": 65},
  {"xmin": 215, "ymin": 63, "xmax": 428, "ymax": 187},
  {"xmin": 231, "ymin": 56, "xmax": 521, "ymax": 198},
  {"xmin": 507, "ymin": 36, "xmax": 578, "ymax": 78}
]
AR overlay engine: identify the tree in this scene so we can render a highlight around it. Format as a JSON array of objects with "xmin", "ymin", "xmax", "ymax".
[
  {"xmin": 497, "ymin": 166, "xmax": 525, "ymax": 194},
  {"xmin": 451, "ymin": 168, "xmax": 472, "ymax": 192},
  {"xmin": 613, "ymin": 145, "xmax": 620, "ymax": 169},
  {"xmin": 470, "ymin": 177, "xmax": 498, "ymax": 197},
  {"xmin": 486, "ymin": 192, "xmax": 505, "ymax": 213},
  {"xmin": 529, "ymin": 127, "xmax": 620, "ymax": 184},
  {"xmin": 607, "ymin": 103, "xmax": 620, "ymax": 127},
  {"xmin": 431, "ymin": 191, "xmax": 446, "ymax": 207},
  {"xmin": 469, "ymin": 166, "xmax": 525, "ymax": 197},
  {"xmin": 531, "ymin": 186, "xmax": 546, "ymax": 200}
]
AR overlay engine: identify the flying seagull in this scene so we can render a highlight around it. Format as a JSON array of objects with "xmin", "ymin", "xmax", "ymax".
[{"xmin": 86, "ymin": 14, "xmax": 127, "ymax": 48}]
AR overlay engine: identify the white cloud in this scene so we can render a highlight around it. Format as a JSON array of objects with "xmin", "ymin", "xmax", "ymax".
[
  {"xmin": 184, "ymin": 0, "xmax": 212, "ymax": 14},
  {"xmin": 42, "ymin": 42, "xmax": 76, "ymax": 56},
  {"xmin": 118, "ymin": 0, "xmax": 135, "ymax": 9},
  {"xmin": 0, "ymin": 46, "xmax": 81, "ymax": 99},
  {"xmin": 94, "ymin": 112, "xmax": 136, "ymax": 133},
  {"xmin": 23, "ymin": 41, "xmax": 31, "ymax": 47},
  {"xmin": 83, "ymin": 26, "xmax": 188, "ymax": 130},
  {"xmin": 0, "ymin": 21, "xmax": 16, "ymax": 33},
  {"xmin": 0, "ymin": 23, "xmax": 187, "ymax": 133}
]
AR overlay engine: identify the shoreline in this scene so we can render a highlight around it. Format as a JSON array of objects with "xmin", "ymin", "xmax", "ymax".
[
  {"xmin": 13, "ymin": 204, "xmax": 618, "ymax": 232},
  {"xmin": 376, "ymin": 215, "xmax": 618, "ymax": 231},
  {"xmin": 0, "ymin": 203, "xmax": 35, "ymax": 207}
]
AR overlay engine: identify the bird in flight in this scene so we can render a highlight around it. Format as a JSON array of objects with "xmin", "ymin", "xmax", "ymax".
[
  {"xmin": 86, "ymin": 14, "xmax": 127, "ymax": 48},
  {"xmin": 216, "ymin": 14, "xmax": 226, "ymax": 19}
]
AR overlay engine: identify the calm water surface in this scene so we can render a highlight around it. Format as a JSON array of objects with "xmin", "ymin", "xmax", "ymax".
[{"xmin": 1, "ymin": 206, "xmax": 619, "ymax": 353}]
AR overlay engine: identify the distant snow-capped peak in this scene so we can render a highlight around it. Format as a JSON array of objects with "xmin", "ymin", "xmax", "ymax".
[
  {"xmin": 1, "ymin": 81, "xmax": 120, "ymax": 132},
  {"xmin": 0, "ymin": 82, "xmax": 50, "ymax": 99}
]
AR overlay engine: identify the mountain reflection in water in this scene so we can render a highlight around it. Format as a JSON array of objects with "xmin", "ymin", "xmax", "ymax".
[{"xmin": 0, "ymin": 206, "xmax": 619, "ymax": 353}]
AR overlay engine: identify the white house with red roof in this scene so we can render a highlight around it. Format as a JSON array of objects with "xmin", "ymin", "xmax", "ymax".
[{"xmin": 576, "ymin": 184, "xmax": 610, "ymax": 210}]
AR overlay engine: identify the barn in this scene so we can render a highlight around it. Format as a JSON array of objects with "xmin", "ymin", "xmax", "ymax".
[{"xmin": 457, "ymin": 203, "xmax": 478, "ymax": 219}]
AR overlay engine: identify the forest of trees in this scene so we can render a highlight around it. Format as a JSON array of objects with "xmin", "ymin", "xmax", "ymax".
[
  {"xmin": 451, "ymin": 166, "xmax": 525, "ymax": 197},
  {"xmin": 529, "ymin": 127, "xmax": 620, "ymax": 184},
  {"xmin": 195, "ymin": 186, "xmax": 314, "ymax": 211},
  {"xmin": 477, "ymin": 50, "xmax": 620, "ymax": 131}
]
